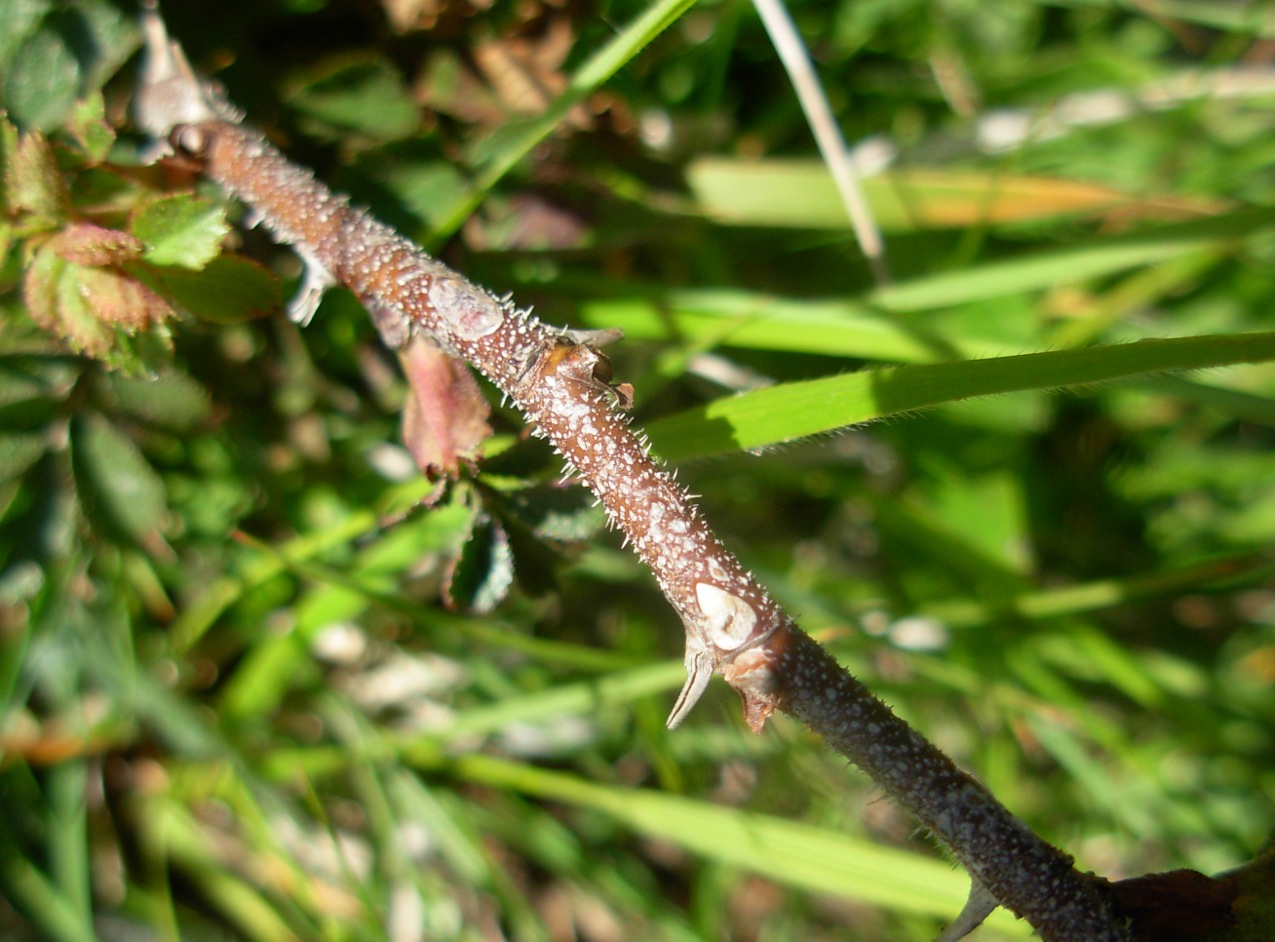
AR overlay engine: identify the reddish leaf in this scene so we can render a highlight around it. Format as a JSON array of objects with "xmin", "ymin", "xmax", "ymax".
[
  {"xmin": 23, "ymin": 241, "xmax": 112, "ymax": 357},
  {"xmin": 22, "ymin": 241, "xmax": 173, "ymax": 359},
  {"xmin": 51, "ymin": 222, "xmax": 145, "ymax": 266},
  {"xmin": 74, "ymin": 265, "xmax": 173, "ymax": 331},
  {"xmin": 399, "ymin": 335, "xmax": 492, "ymax": 480}
]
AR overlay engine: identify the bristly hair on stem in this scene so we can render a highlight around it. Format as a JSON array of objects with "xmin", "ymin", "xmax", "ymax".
[{"xmin": 133, "ymin": 7, "xmax": 1134, "ymax": 940}]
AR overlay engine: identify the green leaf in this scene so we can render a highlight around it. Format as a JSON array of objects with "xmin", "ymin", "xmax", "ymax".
[
  {"xmin": 3, "ymin": 13, "xmax": 79, "ymax": 131},
  {"xmin": 99, "ymin": 370, "xmax": 212, "ymax": 432},
  {"xmin": 146, "ymin": 254, "xmax": 283, "ymax": 323},
  {"xmin": 70, "ymin": 411, "xmax": 167, "ymax": 552},
  {"xmin": 445, "ymin": 507, "xmax": 514, "ymax": 614},
  {"xmin": 0, "ymin": 0, "xmax": 51, "ymax": 77},
  {"xmin": 482, "ymin": 482, "xmax": 605, "ymax": 599},
  {"xmin": 285, "ymin": 58, "xmax": 420, "ymax": 141},
  {"xmin": 8, "ymin": 130, "xmax": 67, "ymax": 222},
  {"xmin": 646, "ymin": 331, "xmax": 1275, "ymax": 460},
  {"xmin": 1, "ymin": 2, "xmax": 137, "ymax": 131},
  {"xmin": 0, "ymin": 430, "xmax": 47, "ymax": 481},
  {"xmin": 130, "ymin": 193, "xmax": 230, "ymax": 269},
  {"xmin": 0, "ymin": 357, "xmax": 75, "ymax": 428},
  {"xmin": 64, "ymin": 92, "xmax": 114, "ymax": 163},
  {"xmin": 498, "ymin": 483, "xmax": 606, "ymax": 543},
  {"xmin": 55, "ymin": 0, "xmax": 138, "ymax": 96}
]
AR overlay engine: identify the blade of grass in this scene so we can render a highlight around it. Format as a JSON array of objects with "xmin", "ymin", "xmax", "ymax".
[
  {"xmin": 1044, "ymin": 0, "xmax": 1275, "ymax": 37},
  {"xmin": 924, "ymin": 555, "xmax": 1274, "ymax": 631},
  {"xmin": 646, "ymin": 330, "xmax": 1275, "ymax": 460},
  {"xmin": 155, "ymin": 800, "xmax": 303, "ymax": 942},
  {"xmin": 688, "ymin": 159, "xmax": 1222, "ymax": 231},
  {"xmin": 444, "ymin": 752, "xmax": 1034, "ymax": 934},
  {"xmin": 169, "ymin": 477, "xmax": 440, "ymax": 653},
  {"xmin": 218, "ymin": 526, "xmax": 639, "ymax": 720},
  {"xmin": 0, "ymin": 848, "xmax": 97, "ymax": 942},
  {"xmin": 750, "ymin": 0, "xmax": 890, "ymax": 283},
  {"xmin": 869, "ymin": 208, "xmax": 1275, "ymax": 313},
  {"xmin": 261, "ymin": 660, "xmax": 688, "ymax": 779},
  {"xmin": 326, "ymin": 704, "xmax": 554, "ymax": 942},
  {"xmin": 47, "ymin": 759, "xmax": 91, "ymax": 927},
  {"xmin": 578, "ymin": 209, "xmax": 1275, "ymax": 364},
  {"xmin": 1134, "ymin": 374, "xmax": 1275, "ymax": 428},
  {"xmin": 261, "ymin": 740, "xmax": 1030, "ymax": 933},
  {"xmin": 577, "ymin": 291, "xmax": 997, "ymax": 364}
]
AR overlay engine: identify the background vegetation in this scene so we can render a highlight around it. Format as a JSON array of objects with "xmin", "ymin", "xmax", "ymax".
[{"xmin": 1, "ymin": 0, "xmax": 1274, "ymax": 939}]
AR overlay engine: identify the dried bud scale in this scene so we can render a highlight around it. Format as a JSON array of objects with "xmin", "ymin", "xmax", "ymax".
[{"xmin": 136, "ymin": 11, "xmax": 1132, "ymax": 940}]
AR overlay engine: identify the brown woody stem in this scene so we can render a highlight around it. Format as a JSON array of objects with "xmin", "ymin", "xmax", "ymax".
[{"xmin": 135, "ymin": 12, "xmax": 1133, "ymax": 940}]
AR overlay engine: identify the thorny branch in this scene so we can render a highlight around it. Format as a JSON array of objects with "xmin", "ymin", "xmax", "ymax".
[{"xmin": 135, "ymin": 8, "xmax": 1132, "ymax": 941}]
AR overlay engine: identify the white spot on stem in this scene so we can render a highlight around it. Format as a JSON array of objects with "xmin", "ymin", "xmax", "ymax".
[
  {"xmin": 429, "ymin": 275, "xmax": 502, "ymax": 340},
  {"xmin": 694, "ymin": 583, "xmax": 757, "ymax": 650}
]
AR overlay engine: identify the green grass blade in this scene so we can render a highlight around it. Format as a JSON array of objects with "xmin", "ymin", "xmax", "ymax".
[
  {"xmin": 1045, "ymin": 0, "xmax": 1275, "ymax": 36},
  {"xmin": 647, "ymin": 331, "xmax": 1275, "ymax": 460},
  {"xmin": 579, "ymin": 210, "xmax": 1275, "ymax": 364},
  {"xmin": 261, "ymin": 660, "xmax": 688, "ymax": 779},
  {"xmin": 926, "ymin": 555, "xmax": 1275, "ymax": 631},
  {"xmin": 443, "ymin": 753, "xmax": 1032, "ymax": 935},
  {"xmin": 579, "ymin": 290, "xmax": 1000, "ymax": 364},
  {"xmin": 169, "ymin": 478, "xmax": 440, "ymax": 654},
  {"xmin": 687, "ymin": 158, "xmax": 1221, "ymax": 231},
  {"xmin": 0, "ymin": 849, "xmax": 98, "ymax": 942},
  {"xmin": 869, "ymin": 209, "xmax": 1275, "ymax": 313},
  {"xmin": 156, "ymin": 801, "xmax": 302, "ymax": 942},
  {"xmin": 47, "ymin": 760, "xmax": 91, "ymax": 926}
]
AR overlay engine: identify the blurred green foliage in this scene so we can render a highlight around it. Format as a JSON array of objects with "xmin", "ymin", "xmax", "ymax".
[{"xmin": 1, "ymin": 0, "xmax": 1273, "ymax": 940}]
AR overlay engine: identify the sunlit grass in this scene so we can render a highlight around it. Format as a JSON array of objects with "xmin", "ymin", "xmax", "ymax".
[{"xmin": 2, "ymin": 0, "xmax": 1274, "ymax": 940}]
